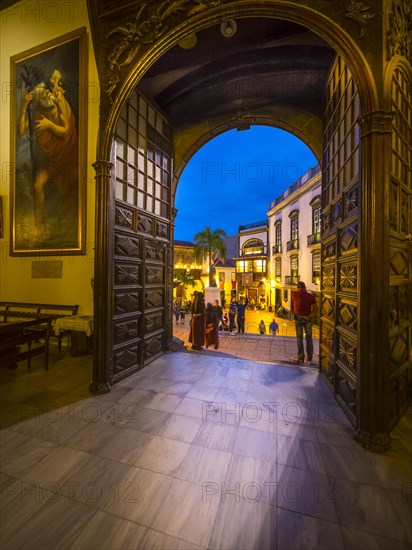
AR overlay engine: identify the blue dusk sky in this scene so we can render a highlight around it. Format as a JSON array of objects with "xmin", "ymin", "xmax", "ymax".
[{"xmin": 174, "ymin": 126, "xmax": 318, "ymax": 241}]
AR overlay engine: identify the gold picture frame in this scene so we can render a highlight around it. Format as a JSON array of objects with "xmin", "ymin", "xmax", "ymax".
[
  {"xmin": 10, "ymin": 28, "xmax": 87, "ymax": 256},
  {"xmin": 0, "ymin": 197, "xmax": 3, "ymax": 239}
]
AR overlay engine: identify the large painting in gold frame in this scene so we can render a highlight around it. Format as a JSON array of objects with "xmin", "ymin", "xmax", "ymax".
[{"xmin": 10, "ymin": 28, "xmax": 87, "ymax": 256}]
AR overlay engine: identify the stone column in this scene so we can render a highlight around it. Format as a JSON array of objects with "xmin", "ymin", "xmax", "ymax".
[
  {"xmin": 89, "ymin": 159, "xmax": 113, "ymax": 394},
  {"xmin": 356, "ymin": 110, "xmax": 394, "ymax": 451}
]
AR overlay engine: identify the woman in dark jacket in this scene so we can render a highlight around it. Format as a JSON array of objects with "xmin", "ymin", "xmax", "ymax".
[
  {"xmin": 188, "ymin": 291, "xmax": 205, "ymax": 350},
  {"xmin": 205, "ymin": 300, "xmax": 222, "ymax": 350}
]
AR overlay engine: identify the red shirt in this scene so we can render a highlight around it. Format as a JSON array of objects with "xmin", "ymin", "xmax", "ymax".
[{"xmin": 292, "ymin": 289, "xmax": 316, "ymax": 316}]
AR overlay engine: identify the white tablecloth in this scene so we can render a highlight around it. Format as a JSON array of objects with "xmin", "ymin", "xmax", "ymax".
[{"xmin": 54, "ymin": 316, "xmax": 94, "ymax": 337}]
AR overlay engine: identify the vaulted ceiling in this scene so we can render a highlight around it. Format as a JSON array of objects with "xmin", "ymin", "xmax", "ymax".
[
  {"xmin": 138, "ymin": 17, "xmax": 335, "ymax": 126},
  {"xmin": 86, "ymin": 1, "xmax": 336, "ymax": 131}
]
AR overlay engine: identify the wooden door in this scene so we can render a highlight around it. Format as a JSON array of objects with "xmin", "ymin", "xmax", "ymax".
[
  {"xmin": 320, "ymin": 55, "xmax": 361, "ymax": 425},
  {"xmin": 109, "ymin": 90, "xmax": 173, "ymax": 383},
  {"xmin": 387, "ymin": 65, "xmax": 412, "ymax": 428}
]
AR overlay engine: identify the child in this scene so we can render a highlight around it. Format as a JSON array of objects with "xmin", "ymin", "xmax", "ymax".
[
  {"xmin": 269, "ymin": 319, "xmax": 279, "ymax": 335},
  {"xmin": 258, "ymin": 320, "xmax": 266, "ymax": 334},
  {"xmin": 221, "ymin": 312, "xmax": 229, "ymax": 331}
]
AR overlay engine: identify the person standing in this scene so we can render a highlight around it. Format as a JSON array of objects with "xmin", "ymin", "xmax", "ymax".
[
  {"xmin": 205, "ymin": 301, "xmax": 222, "ymax": 350},
  {"xmin": 228, "ymin": 297, "xmax": 237, "ymax": 333},
  {"xmin": 173, "ymin": 303, "xmax": 180, "ymax": 325},
  {"xmin": 180, "ymin": 305, "xmax": 186, "ymax": 325},
  {"xmin": 189, "ymin": 291, "xmax": 205, "ymax": 350},
  {"xmin": 213, "ymin": 299, "xmax": 223, "ymax": 323},
  {"xmin": 258, "ymin": 320, "xmax": 266, "ymax": 334},
  {"xmin": 236, "ymin": 297, "xmax": 249, "ymax": 333},
  {"xmin": 269, "ymin": 319, "xmax": 279, "ymax": 336},
  {"xmin": 291, "ymin": 281, "xmax": 318, "ymax": 364}
]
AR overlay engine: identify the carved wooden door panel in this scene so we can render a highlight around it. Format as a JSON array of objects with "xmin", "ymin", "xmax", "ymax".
[
  {"xmin": 110, "ymin": 91, "xmax": 172, "ymax": 383},
  {"xmin": 388, "ymin": 66, "xmax": 412, "ymax": 428},
  {"xmin": 320, "ymin": 55, "xmax": 361, "ymax": 426}
]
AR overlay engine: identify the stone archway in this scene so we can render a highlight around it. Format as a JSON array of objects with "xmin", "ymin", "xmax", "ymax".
[
  {"xmin": 88, "ymin": 1, "xmax": 410, "ymax": 449},
  {"xmin": 172, "ymin": 116, "xmax": 322, "ymax": 197}
]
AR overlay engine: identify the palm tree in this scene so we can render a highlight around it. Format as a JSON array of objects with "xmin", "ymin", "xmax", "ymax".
[{"xmin": 194, "ymin": 226, "xmax": 227, "ymax": 287}]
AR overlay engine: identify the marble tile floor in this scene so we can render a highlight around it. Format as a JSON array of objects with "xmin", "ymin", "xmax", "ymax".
[{"xmin": 0, "ymin": 347, "xmax": 411, "ymax": 550}]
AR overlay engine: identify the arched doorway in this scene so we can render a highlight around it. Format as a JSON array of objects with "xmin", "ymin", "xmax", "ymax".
[{"xmin": 88, "ymin": 2, "xmax": 411, "ymax": 449}]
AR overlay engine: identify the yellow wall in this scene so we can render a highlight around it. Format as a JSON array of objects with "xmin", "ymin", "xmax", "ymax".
[{"xmin": 0, "ymin": 0, "xmax": 98, "ymax": 313}]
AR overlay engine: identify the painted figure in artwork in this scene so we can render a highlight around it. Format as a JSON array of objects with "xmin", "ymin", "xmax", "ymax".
[{"xmin": 18, "ymin": 69, "xmax": 78, "ymax": 231}]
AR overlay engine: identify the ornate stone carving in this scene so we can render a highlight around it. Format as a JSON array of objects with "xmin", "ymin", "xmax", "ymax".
[
  {"xmin": 387, "ymin": 0, "xmax": 412, "ymax": 63},
  {"xmin": 106, "ymin": 0, "xmax": 225, "ymax": 98},
  {"xmin": 345, "ymin": 1, "xmax": 375, "ymax": 39}
]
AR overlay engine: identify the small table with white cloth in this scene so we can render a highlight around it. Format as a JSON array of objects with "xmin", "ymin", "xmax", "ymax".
[{"xmin": 54, "ymin": 315, "xmax": 93, "ymax": 356}]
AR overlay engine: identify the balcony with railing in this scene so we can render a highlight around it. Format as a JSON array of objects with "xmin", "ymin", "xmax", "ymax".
[
  {"xmin": 236, "ymin": 249, "xmax": 268, "ymax": 258},
  {"xmin": 285, "ymin": 275, "xmax": 300, "ymax": 285},
  {"xmin": 307, "ymin": 233, "xmax": 321, "ymax": 246},
  {"xmin": 272, "ymin": 244, "xmax": 282, "ymax": 255},
  {"xmin": 286, "ymin": 239, "xmax": 299, "ymax": 251}
]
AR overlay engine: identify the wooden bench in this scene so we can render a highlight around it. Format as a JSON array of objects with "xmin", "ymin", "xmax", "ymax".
[
  {"xmin": 0, "ymin": 302, "xmax": 79, "ymax": 352},
  {"xmin": 0, "ymin": 317, "xmax": 52, "ymax": 370}
]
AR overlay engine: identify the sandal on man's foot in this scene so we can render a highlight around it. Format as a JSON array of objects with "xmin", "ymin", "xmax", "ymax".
[{"xmin": 291, "ymin": 357, "xmax": 304, "ymax": 363}]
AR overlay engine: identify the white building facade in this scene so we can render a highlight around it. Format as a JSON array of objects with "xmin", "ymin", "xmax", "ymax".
[
  {"xmin": 267, "ymin": 165, "xmax": 321, "ymax": 314},
  {"xmin": 234, "ymin": 221, "xmax": 269, "ymax": 308}
]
